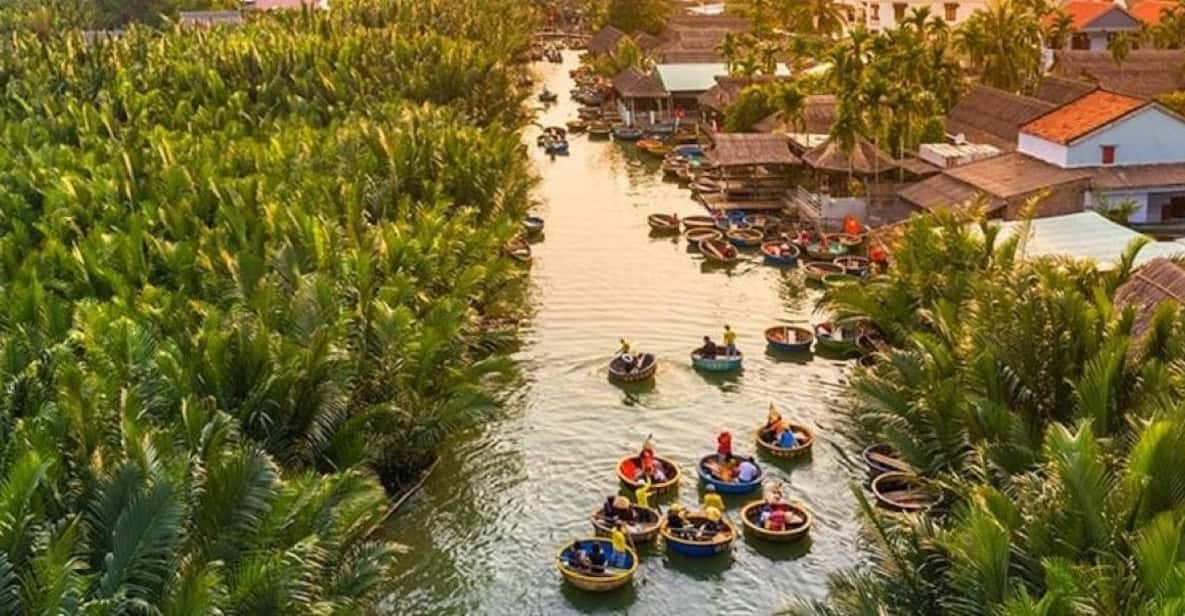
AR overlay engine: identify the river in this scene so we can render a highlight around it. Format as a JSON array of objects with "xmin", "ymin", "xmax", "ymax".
[{"xmin": 388, "ymin": 53, "xmax": 863, "ymax": 615}]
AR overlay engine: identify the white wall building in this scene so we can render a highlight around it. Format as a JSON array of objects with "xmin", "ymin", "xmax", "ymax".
[{"xmin": 857, "ymin": 0, "xmax": 989, "ymax": 30}]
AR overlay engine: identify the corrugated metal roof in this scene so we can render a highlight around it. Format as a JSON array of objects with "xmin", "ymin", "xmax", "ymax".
[
  {"xmin": 655, "ymin": 63, "xmax": 789, "ymax": 93},
  {"xmin": 997, "ymin": 211, "xmax": 1184, "ymax": 268}
]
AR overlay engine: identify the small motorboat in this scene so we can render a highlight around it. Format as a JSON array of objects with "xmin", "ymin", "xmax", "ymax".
[
  {"xmin": 871, "ymin": 472, "xmax": 942, "ymax": 512},
  {"xmin": 504, "ymin": 238, "xmax": 531, "ymax": 263},
  {"xmin": 556, "ymin": 539, "xmax": 638, "ymax": 592},
  {"xmin": 814, "ymin": 321, "xmax": 860, "ymax": 356},
  {"xmin": 822, "ymin": 272, "xmax": 861, "ymax": 289},
  {"xmin": 690, "ymin": 349, "xmax": 743, "ymax": 372},
  {"xmin": 614, "ymin": 126, "xmax": 644, "ymax": 141},
  {"xmin": 863, "ymin": 443, "xmax": 914, "ymax": 478},
  {"xmin": 754, "ymin": 422, "xmax": 815, "ymax": 458},
  {"xmin": 697, "ymin": 454, "xmax": 763, "ymax": 494},
  {"xmin": 803, "ymin": 261, "xmax": 845, "ymax": 284},
  {"xmin": 566, "ymin": 120, "xmax": 588, "ymax": 133},
  {"xmin": 699, "ymin": 238, "xmax": 739, "ymax": 264},
  {"xmin": 538, "ymin": 89, "xmax": 558, "ymax": 103},
  {"xmin": 591, "ymin": 505, "xmax": 662, "ymax": 543},
  {"xmin": 764, "ymin": 325, "xmax": 814, "ymax": 353},
  {"xmin": 616, "ymin": 455, "xmax": 681, "ymax": 494},
  {"xmin": 660, "ymin": 513, "xmax": 736, "ymax": 557},
  {"xmin": 523, "ymin": 216, "xmax": 545, "ymax": 235},
  {"xmin": 608, "ymin": 352, "xmax": 657, "ymax": 382},
  {"xmin": 834, "ymin": 255, "xmax": 871, "ymax": 277},
  {"xmin": 587, "ymin": 122, "xmax": 610, "ymax": 138},
  {"xmin": 760, "ymin": 242, "xmax": 800, "ymax": 266},
  {"xmin": 806, "ymin": 242, "xmax": 849, "ymax": 260},
  {"xmin": 740, "ymin": 500, "xmax": 813, "ymax": 543},
  {"xmin": 684, "ymin": 228, "xmax": 723, "ymax": 246},
  {"xmin": 726, "ymin": 228, "xmax": 764, "ymax": 248},
  {"xmin": 648, "ymin": 213, "xmax": 681, "ymax": 233},
  {"xmin": 681, "ymin": 215, "xmax": 718, "ymax": 230}
]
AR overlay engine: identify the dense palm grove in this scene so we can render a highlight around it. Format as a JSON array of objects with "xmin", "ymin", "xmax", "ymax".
[
  {"xmin": 0, "ymin": 0, "xmax": 535, "ymax": 610},
  {"xmin": 786, "ymin": 210, "xmax": 1185, "ymax": 614}
]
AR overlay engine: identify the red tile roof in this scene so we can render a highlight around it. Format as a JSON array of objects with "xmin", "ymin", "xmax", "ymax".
[
  {"xmin": 1044, "ymin": 1, "xmax": 1129, "ymax": 29},
  {"xmin": 1130, "ymin": 0, "xmax": 1178, "ymax": 24},
  {"xmin": 1021, "ymin": 90, "xmax": 1148, "ymax": 144}
]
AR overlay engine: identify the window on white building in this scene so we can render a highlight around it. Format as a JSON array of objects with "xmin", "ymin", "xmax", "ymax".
[{"xmin": 1101, "ymin": 145, "xmax": 1116, "ymax": 165}]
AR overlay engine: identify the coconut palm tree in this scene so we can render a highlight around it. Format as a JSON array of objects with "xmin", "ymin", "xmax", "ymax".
[{"xmin": 956, "ymin": 0, "xmax": 1044, "ymax": 93}]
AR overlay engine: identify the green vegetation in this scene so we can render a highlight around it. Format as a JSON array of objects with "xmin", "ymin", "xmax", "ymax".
[
  {"xmin": 0, "ymin": 0, "xmax": 535, "ymax": 610},
  {"xmin": 599, "ymin": 0, "xmax": 669, "ymax": 34},
  {"xmin": 792, "ymin": 210, "xmax": 1185, "ymax": 614},
  {"xmin": 588, "ymin": 36, "xmax": 653, "ymax": 76}
]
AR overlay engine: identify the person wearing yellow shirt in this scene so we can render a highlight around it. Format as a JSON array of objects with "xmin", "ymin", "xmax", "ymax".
[
  {"xmin": 702, "ymin": 484, "xmax": 725, "ymax": 512},
  {"xmin": 635, "ymin": 481, "xmax": 651, "ymax": 510},
  {"xmin": 609, "ymin": 522, "xmax": 631, "ymax": 568},
  {"xmin": 722, "ymin": 325, "xmax": 737, "ymax": 356}
]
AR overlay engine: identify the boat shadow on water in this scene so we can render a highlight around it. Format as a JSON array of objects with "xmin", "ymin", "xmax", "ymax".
[
  {"xmin": 661, "ymin": 550, "xmax": 734, "ymax": 579},
  {"xmin": 560, "ymin": 581, "xmax": 639, "ymax": 612},
  {"xmin": 743, "ymin": 534, "xmax": 813, "ymax": 562},
  {"xmin": 764, "ymin": 347, "xmax": 814, "ymax": 365}
]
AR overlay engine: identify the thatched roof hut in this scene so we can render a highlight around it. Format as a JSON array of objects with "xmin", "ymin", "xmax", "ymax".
[
  {"xmin": 1115, "ymin": 258, "xmax": 1185, "ymax": 338},
  {"xmin": 707, "ymin": 134, "xmax": 800, "ymax": 167},
  {"xmin": 803, "ymin": 138, "xmax": 896, "ymax": 175}
]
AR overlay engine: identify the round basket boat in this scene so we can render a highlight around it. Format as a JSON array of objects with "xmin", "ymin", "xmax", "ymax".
[
  {"xmin": 697, "ymin": 454, "xmax": 764, "ymax": 494},
  {"xmin": 608, "ymin": 352, "xmax": 657, "ymax": 382},
  {"xmin": 660, "ymin": 514, "xmax": 736, "ymax": 557},
  {"xmin": 836, "ymin": 233, "xmax": 865, "ymax": 248},
  {"xmin": 699, "ymin": 238, "xmax": 739, "ymax": 264},
  {"xmin": 587, "ymin": 122, "xmax": 611, "ymax": 138},
  {"xmin": 682, "ymin": 215, "xmax": 718, "ymax": 230},
  {"xmin": 803, "ymin": 261, "xmax": 845, "ymax": 283},
  {"xmin": 760, "ymin": 242, "xmax": 800, "ymax": 266},
  {"xmin": 505, "ymin": 238, "xmax": 532, "ymax": 263},
  {"xmin": 755, "ymin": 422, "xmax": 815, "ymax": 459},
  {"xmin": 591, "ymin": 505, "xmax": 662, "ymax": 543},
  {"xmin": 726, "ymin": 228, "xmax": 765, "ymax": 248},
  {"xmin": 691, "ymin": 177, "xmax": 721, "ymax": 194},
  {"xmin": 648, "ymin": 213, "xmax": 680, "ymax": 233},
  {"xmin": 523, "ymin": 216, "xmax": 545, "ymax": 235},
  {"xmin": 743, "ymin": 213, "xmax": 782, "ymax": 229},
  {"xmin": 616, "ymin": 455, "xmax": 681, "ymax": 494},
  {"xmin": 834, "ymin": 255, "xmax": 870, "ymax": 277},
  {"xmin": 871, "ymin": 472, "xmax": 942, "ymax": 512},
  {"xmin": 684, "ymin": 228, "xmax": 724, "ymax": 246},
  {"xmin": 556, "ymin": 539, "xmax": 638, "ymax": 592},
  {"xmin": 740, "ymin": 501, "xmax": 813, "ymax": 543},
  {"xmin": 614, "ymin": 127, "xmax": 643, "ymax": 141},
  {"xmin": 822, "ymin": 272, "xmax": 861, "ymax": 289},
  {"xmin": 806, "ymin": 242, "xmax": 849, "ymax": 260},
  {"xmin": 814, "ymin": 322, "xmax": 860, "ymax": 356},
  {"xmin": 862, "ymin": 443, "xmax": 914, "ymax": 477},
  {"xmin": 566, "ymin": 120, "xmax": 588, "ymax": 133},
  {"xmin": 691, "ymin": 350, "xmax": 743, "ymax": 372},
  {"xmin": 765, "ymin": 325, "xmax": 814, "ymax": 353}
]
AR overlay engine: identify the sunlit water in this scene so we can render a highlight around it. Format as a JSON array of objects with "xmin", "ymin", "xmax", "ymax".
[{"xmin": 388, "ymin": 53, "xmax": 864, "ymax": 616}]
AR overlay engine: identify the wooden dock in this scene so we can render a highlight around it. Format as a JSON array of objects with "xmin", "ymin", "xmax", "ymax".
[{"xmin": 700, "ymin": 194, "xmax": 788, "ymax": 211}]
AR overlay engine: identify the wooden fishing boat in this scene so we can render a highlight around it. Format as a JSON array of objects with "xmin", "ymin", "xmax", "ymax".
[
  {"xmin": 806, "ymin": 242, "xmax": 849, "ymax": 260},
  {"xmin": 577, "ymin": 106, "xmax": 602, "ymax": 119},
  {"xmin": 587, "ymin": 122, "xmax": 610, "ymax": 138},
  {"xmin": 691, "ymin": 177, "xmax": 720, "ymax": 194},
  {"xmin": 556, "ymin": 539, "xmax": 638, "ymax": 592},
  {"xmin": 834, "ymin": 255, "xmax": 870, "ymax": 277},
  {"xmin": 660, "ymin": 513, "xmax": 736, "ymax": 557},
  {"xmin": 822, "ymin": 272, "xmax": 861, "ymax": 289},
  {"xmin": 764, "ymin": 325, "xmax": 814, "ymax": 353},
  {"xmin": 636, "ymin": 138, "xmax": 670, "ymax": 156},
  {"xmin": 871, "ymin": 472, "xmax": 942, "ymax": 512},
  {"xmin": 690, "ymin": 349, "xmax": 743, "ymax": 372},
  {"xmin": 684, "ymin": 228, "xmax": 723, "ymax": 247},
  {"xmin": 648, "ymin": 213, "xmax": 680, "ymax": 233},
  {"xmin": 697, "ymin": 454, "xmax": 763, "ymax": 494},
  {"xmin": 740, "ymin": 500, "xmax": 813, "ymax": 542},
  {"xmin": 505, "ymin": 238, "xmax": 531, "ymax": 263},
  {"xmin": 755, "ymin": 422, "xmax": 815, "ymax": 458},
  {"xmin": 726, "ymin": 228, "xmax": 764, "ymax": 248},
  {"xmin": 613, "ymin": 126, "xmax": 643, "ymax": 141},
  {"xmin": 608, "ymin": 352, "xmax": 657, "ymax": 382},
  {"xmin": 523, "ymin": 216, "xmax": 545, "ymax": 235},
  {"xmin": 862, "ymin": 443, "xmax": 914, "ymax": 477},
  {"xmin": 814, "ymin": 321, "xmax": 860, "ymax": 356},
  {"xmin": 681, "ymin": 215, "xmax": 717, "ymax": 230},
  {"xmin": 546, "ymin": 139, "xmax": 569, "ymax": 155},
  {"xmin": 566, "ymin": 120, "xmax": 587, "ymax": 133},
  {"xmin": 616, "ymin": 455, "xmax": 681, "ymax": 494},
  {"xmin": 803, "ymin": 261, "xmax": 845, "ymax": 283},
  {"xmin": 699, "ymin": 238, "xmax": 739, "ymax": 264},
  {"xmin": 591, "ymin": 505, "xmax": 661, "ymax": 543},
  {"xmin": 760, "ymin": 242, "xmax": 800, "ymax": 267}
]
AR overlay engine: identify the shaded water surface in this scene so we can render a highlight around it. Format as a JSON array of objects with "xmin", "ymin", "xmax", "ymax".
[{"xmin": 389, "ymin": 54, "xmax": 864, "ymax": 615}]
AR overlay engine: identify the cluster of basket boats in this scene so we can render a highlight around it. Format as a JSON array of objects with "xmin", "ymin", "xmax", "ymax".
[{"xmin": 557, "ymin": 418, "xmax": 943, "ymax": 592}]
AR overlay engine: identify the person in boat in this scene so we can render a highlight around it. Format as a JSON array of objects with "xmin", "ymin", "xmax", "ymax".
[
  {"xmin": 870, "ymin": 243, "xmax": 889, "ymax": 272},
  {"xmin": 617, "ymin": 337, "xmax": 637, "ymax": 373},
  {"xmin": 722, "ymin": 325, "xmax": 737, "ymax": 356},
  {"xmin": 736, "ymin": 457, "xmax": 760, "ymax": 483},
  {"xmin": 697, "ymin": 336, "xmax": 719, "ymax": 359},
  {"xmin": 666, "ymin": 503, "xmax": 690, "ymax": 536},
  {"xmin": 609, "ymin": 522, "xmax": 630, "ymax": 568},
  {"xmin": 702, "ymin": 484, "xmax": 725, "ymax": 512},
  {"xmin": 765, "ymin": 504, "xmax": 788, "ymax": 531},
  {"xmin": 635, "ymin": 481, "xmax": 652, "ymax": 510},
  {"xmin": 761, "ymin": 404, "xmax": 786, "ymax": 441},
  {"xmin": 612, "ymin": 496, "xmax": 635, "ymax": 523},
  {"xmin": 601, "ymin": 495, "xmax": 617, "ymax": 521},
  {"xmin": 777, "ymin": 425, "xmax": 798, "ymax": 448},
  {"xmin": 698, "ymin": 507, "xmax": 724, "ymax": 539},
  {"xmin": 588, "ymin": 541, "xmax": 607, "ymax": 574},
  {"xmin": 571, "ymin": 541, "xmax": 592, "ymax": 571},
  {"xmin": 717, "ymin": 429, "xmax": 733, "ymax": 462}
]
